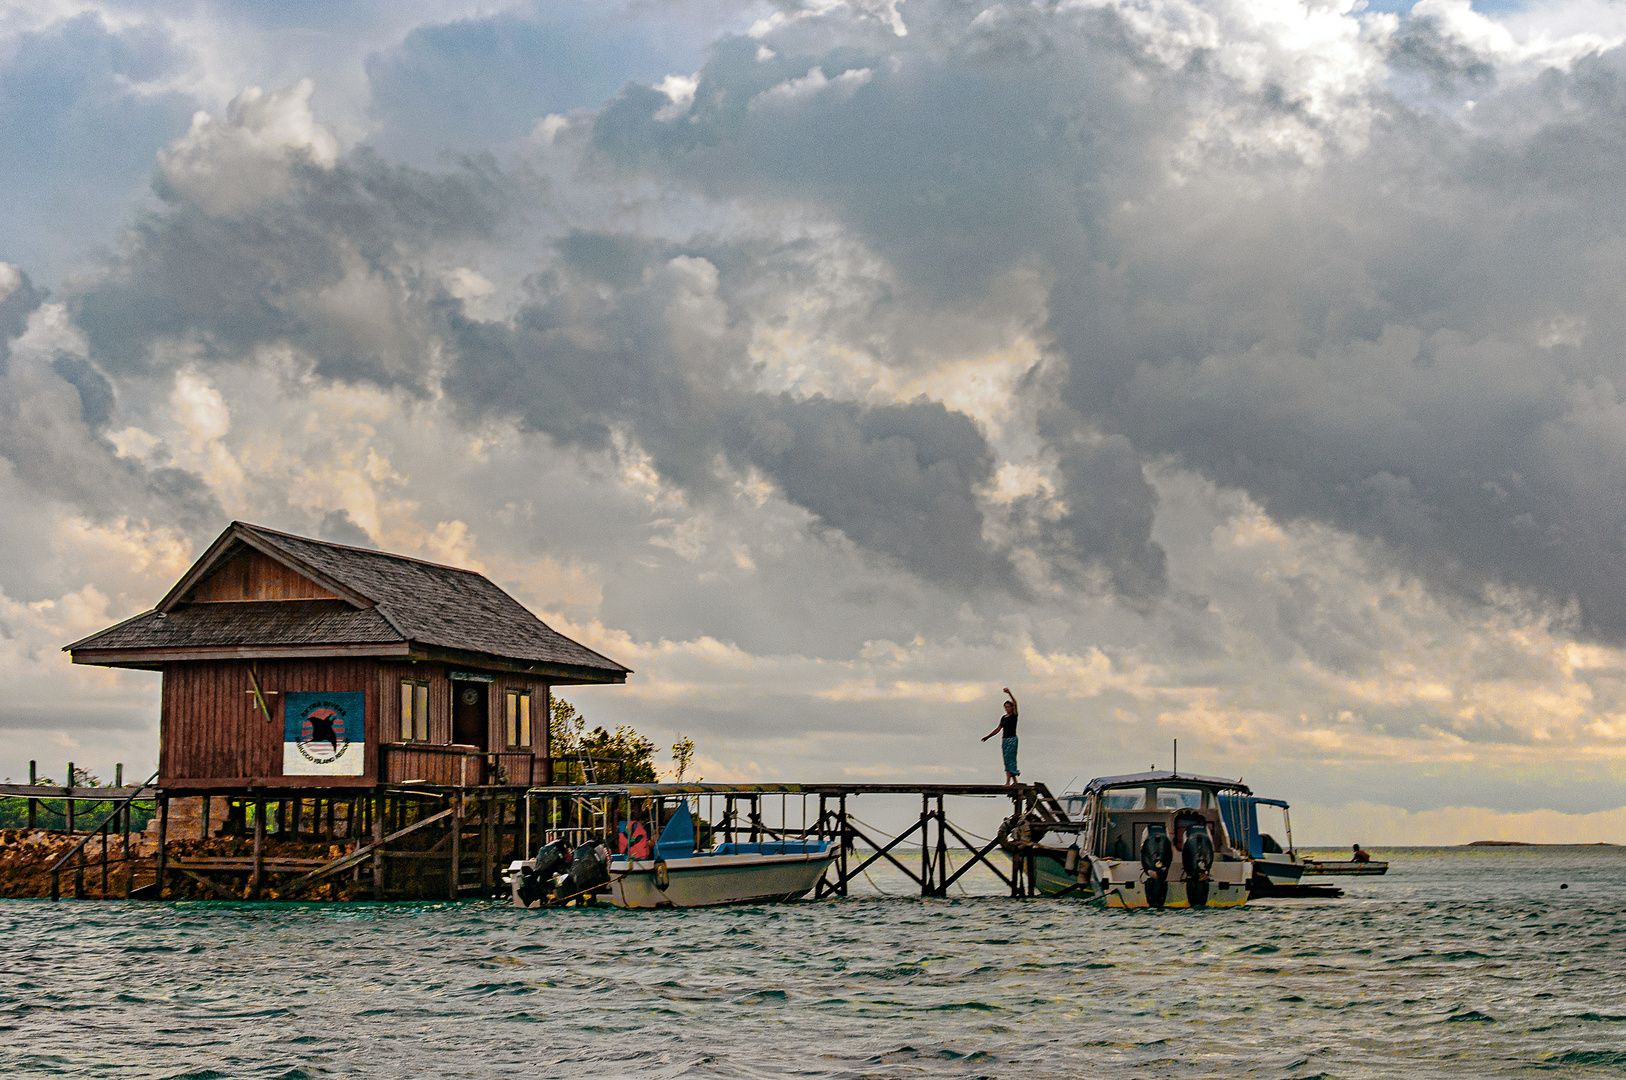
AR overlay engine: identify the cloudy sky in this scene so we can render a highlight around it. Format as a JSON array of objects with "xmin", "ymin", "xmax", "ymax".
[{"xmin": 6, "ymin": 0, "xmax": 1626, "ymax": 843}]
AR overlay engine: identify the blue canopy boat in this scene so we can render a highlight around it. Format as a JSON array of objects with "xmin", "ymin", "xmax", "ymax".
[
  {"xmin": 606, "ymin": 801, "xmax": 836, "ymax": 908},
  {"xmin": 508, "ymin": 790, "xmax": 836, "ymax": 909},
  {"xmin": 1218, "ymin": 793, "xmax": 1305, "ymax": 891}
]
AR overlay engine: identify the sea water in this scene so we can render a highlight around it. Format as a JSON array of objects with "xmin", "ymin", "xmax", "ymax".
[{"xmin": 1, "ymin": 846, "xmax": 1622, "ymax": 1078}]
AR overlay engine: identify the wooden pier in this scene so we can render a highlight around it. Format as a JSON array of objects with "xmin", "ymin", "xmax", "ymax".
[{"xmin": 11, "ymin": 779, "xmax": 1065, "ymax": 902}]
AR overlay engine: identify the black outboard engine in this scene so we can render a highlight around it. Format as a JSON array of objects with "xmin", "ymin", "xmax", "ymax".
[
  {"xmin": 1140, "ymin": 828, "xmax": 1174, "ymax": 908},
  {"xmin": 559, "ymin": 841, "xmax": 611, "ymax": 902},
  {"xmin": 1181, "ymin": 825, "xmax": 1216, "ymax": 908},
  {"xmin": 514, "ymin": 838, "xmax": 573, "ymax": 907}
]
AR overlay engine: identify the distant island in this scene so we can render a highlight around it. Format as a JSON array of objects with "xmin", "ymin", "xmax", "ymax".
[{"xmin": 1465, "ymin": 840, "xmax": 1617, "ymax": 846}]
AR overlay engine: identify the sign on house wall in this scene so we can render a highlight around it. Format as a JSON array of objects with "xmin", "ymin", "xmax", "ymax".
[{"xmin": 283, "ymin": 692, "xmax": 366, "ymax": 776}]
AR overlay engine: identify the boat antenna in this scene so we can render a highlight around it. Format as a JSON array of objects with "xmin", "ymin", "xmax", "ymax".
[{"xmin": 1173, "ymin": 738, "xmax": 1178, "ymax": 777}]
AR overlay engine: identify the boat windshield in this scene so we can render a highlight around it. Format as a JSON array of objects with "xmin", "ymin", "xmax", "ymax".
[
  {"xmin": 1102, "ymin": 789, "xmax": 1146, "ymax": 810},
  {"xmin": 1156, "ymin": 787, "xmax": 1205, "ymax": 811}
]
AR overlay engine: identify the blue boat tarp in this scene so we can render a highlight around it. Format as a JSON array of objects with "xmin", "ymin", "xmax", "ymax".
[
  {"xmin": 1218, "ymin": 793, "xmax": 1260, "ymax": 857},
  {"xmin": 656, "ymin": 801, "xmax": 697, "ymax": 861}
]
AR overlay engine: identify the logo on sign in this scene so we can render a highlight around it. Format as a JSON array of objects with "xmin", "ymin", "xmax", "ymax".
[
  {"xmin": 283, "ymin": 691, "xmax": 364, "ymax": 776},
  {"xmin": 295, "ymin": 700, "xmax": 353, "ymax": 765}
]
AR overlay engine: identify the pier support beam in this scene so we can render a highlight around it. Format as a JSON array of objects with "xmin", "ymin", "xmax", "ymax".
[
  {"xmin": 249, "ymin": 796, "xmax": 265, "ymax": 900},
  {"xmin": 156, "ymin": 795, "xmax": 169, "ymax": 900},
  {"xmin": 372, "ymin": 792, "xmax": 385, "ymax": 900},
  {"xmin": 449, "ymin": 794, "xmax": 462, "ymax": 900}
]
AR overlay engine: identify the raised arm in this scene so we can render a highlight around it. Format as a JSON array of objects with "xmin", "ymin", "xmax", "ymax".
[{"xmin": 1004, "ymin": 687, "xmax": 1017, "ymax": 711}]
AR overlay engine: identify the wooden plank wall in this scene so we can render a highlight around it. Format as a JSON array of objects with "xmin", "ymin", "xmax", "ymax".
[
  {"xmin": 489, "ymin": 673, "xmax": 550, "ymax": 759},
  {"xmin": 161, "ymin": 657, "xmax": 551, "ymax": 787},
  {"xmin": 190, "ymin": 548, "xmax": 339, "ymax": 603},
  {"xmin": 376, "ymin": 661, "xmax": 451, "ymax": 744},
  {"xmin": 160, "ymin": 657, "xmax": 378, "ymax": 788}
]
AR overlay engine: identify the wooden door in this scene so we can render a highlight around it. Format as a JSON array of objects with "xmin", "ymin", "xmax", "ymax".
[{"xmin": 452, "ymin": 681, "xmax": 488, "ymax": 749}]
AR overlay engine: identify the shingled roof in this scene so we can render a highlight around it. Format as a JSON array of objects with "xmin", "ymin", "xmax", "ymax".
[{"xmin": 66, "ymin": 522, "xmax": 631, "ymax": 682}]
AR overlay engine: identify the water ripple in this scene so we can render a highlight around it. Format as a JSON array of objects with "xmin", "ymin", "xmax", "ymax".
[{"xmin": 0, "ymin": 847, "xmax": 1622, "ymax": 1077}]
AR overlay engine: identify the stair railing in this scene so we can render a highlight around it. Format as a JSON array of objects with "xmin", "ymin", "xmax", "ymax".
[{"xmin": 49, "ymin": 769, "xmax": 160, "ymax": 901}]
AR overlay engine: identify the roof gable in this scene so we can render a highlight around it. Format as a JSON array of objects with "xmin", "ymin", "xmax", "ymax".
[
  {"xmin": 158, "ymin": 523, "xmax": 372, "ymax": 612},
  {"xmin": 187, "ymin": 546, "xmax": 343, "ymax": 604},
  {"xmin": 69, "ymin": 521, "xmax": 631, "ymax": 680}
]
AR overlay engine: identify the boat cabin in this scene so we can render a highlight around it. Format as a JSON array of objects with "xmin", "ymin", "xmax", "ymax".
[
  {"xmin": 65, "ymin": 521, "xmax": 630, "ymax": 793},
  {"xmin": 1063, "ymin": 771, "xmax": 1253, "ymax": 860}
]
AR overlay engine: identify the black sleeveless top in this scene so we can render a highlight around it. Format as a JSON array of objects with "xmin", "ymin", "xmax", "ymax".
[{"xmin": 1000, "ymin": 709, "xmax": 1018, "ymax": 738}]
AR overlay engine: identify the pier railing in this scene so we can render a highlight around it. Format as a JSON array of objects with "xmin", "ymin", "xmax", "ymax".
[
  {"xmin": 380, "ymin": 743, "xmax": 547, "ymax": 787},
  {"xmin": 47, "ymin": 769, "xmax": 161, "ymax": 900}
]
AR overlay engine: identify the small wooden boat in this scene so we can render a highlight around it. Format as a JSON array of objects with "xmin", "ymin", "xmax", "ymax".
[{"xmin": 1301, "ymin": 857, "xmax": 1388, "ymax": 876}]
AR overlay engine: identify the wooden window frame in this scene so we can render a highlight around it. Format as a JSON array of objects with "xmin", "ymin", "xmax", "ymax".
[
  {"xmin": 505, "ymin": 689, "xmax": 532, "ymax": 750},
  {"xmin": 400, "ymin": 679, "xmax": 430, "ymax": 743}
]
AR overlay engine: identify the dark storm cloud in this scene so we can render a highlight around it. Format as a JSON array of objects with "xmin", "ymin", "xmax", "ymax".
[
  {"xmin": 592, "ymin": 11, "xmax": 1167, "ymax": 304},
  {"xmin": 366, "ymin": 9, "xmax": 682, "ymax": 159},
  {"xmin": 583, "ymin": 1, "xmax": 1626, "ymax": 635},
  {"xmin": 439, "ymin": 246, "xmax": 1019, "ymax": 589},
  {"xmin": 316, "ymin": 508, "xmax": 377, "ymax": 548},
  {"xmin": 1022, "ymin": 407, "xmax": 1165, "ymax": 600},
  {"xmin": 0, "ymin": 13, "xmax": 199, "ymax": 286},
  {"xmin": 0, "ymin": 269, "xmax": 45, "ymax": 374},
  {"xmin": 731, "ymin": 392, "xmax": 1015, "ymax": 589},
  {"xmin": 50, "ymin": 354, "xmax": 116, "ymax": 430},
  {"xmin": 71, "ymin": 150, "xmax": 507, "ymax": 387},
  {"xmin": 1387, "ymin": 12, "xmax": 1497, "ymax": 92},
  {"xmin": 0, "ymin": 258, "xmax": 219, "ymax": 552},
  {"xmin": 0, "ymin": 331, "xmax": 223, "ymax": 574}
]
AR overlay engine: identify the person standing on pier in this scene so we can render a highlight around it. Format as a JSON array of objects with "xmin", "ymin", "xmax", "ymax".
[{"xmin": 981, "ymin": 688, "xmax": 1020, "ymax": 785}]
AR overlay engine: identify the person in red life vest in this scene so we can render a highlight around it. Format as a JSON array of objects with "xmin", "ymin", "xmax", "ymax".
[{"xmin": 616, "ymin": 810, "xmax": 653, "ymax": 859}]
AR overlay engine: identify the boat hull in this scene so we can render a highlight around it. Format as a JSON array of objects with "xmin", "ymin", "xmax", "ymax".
[
  {"xmin": 1254, "ymin": 856, "xmax": 1304, "ymax": 886},
  {"xmin": 1033, "ymin": 854, "xmax": 1251, "ymax": 908},
  {"xmin": 609, "ymin": 850, "xmax": 838, "ymax": 908},
  {"xmin": 1302, "ymin": 859, "xmax": 1388, "ymax": 876}
]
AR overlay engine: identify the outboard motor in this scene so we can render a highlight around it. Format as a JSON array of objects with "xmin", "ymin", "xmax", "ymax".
[
  {"xmin": 559, "ymin": 841, "xmax": 611, "ymax": 902},
  {"xmin": 1181, "ymin": 825, "xmax": 1216, "ymax": 908},
  {"xmin": 511, "ymin": 838, "xmax": 573, "ymax": 907},
  {"xmin": 1140, "ymin": 828, "xmax": 1174, "ymax": 908}
]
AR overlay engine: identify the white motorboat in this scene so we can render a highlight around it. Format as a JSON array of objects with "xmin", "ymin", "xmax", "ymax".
[
  {"xmin": 508, "ymin": 795, "xmax": 836, "ymax": 909},
  {"xmin": 1023, "ymin": 771, "xmax": 1254, "ymax": 908},
  {"xmin": 606, "ymin": 801, "xmax": 836, "ymax": 908}
]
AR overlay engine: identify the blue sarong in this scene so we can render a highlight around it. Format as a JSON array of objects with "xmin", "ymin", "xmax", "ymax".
[{"xmin": 1001, "ymin": 735, "xmax": 1019, "ymax": 776}]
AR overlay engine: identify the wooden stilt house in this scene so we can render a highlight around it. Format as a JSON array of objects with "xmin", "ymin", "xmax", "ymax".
[{"xmin": 66, "ymin": 521, "xmax": 631, "ymax": 793}]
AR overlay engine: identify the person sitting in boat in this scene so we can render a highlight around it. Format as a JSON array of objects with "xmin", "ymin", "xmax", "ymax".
[
  {"xmin": 980, "ymin": 687, "xmax": 1020, "ymax": 786},
  {"xmin": 1352, "ymin": 843, "xmax": 1372, "ymax": 863}
]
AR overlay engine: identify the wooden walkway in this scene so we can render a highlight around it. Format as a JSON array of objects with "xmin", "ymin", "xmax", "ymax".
[
  {"xmin": 525, "ymin": 781, "xmax": 1067, "ymax": 899},
  {"xmin": 23, "ymin": 780, "xmax": 1074, "ymax": 902}
]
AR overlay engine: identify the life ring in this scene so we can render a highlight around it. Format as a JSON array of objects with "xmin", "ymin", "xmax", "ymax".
[{"xmin": 654, "ymin": 859, "xmax": 670, "ymax": 891}]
